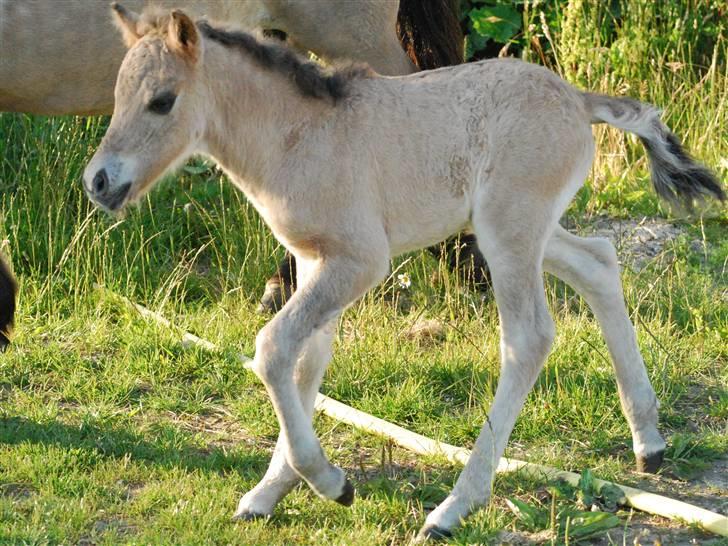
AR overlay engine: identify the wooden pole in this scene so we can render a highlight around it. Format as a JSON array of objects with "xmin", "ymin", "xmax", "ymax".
[{"xmin": 111, "ymin": 291, "xmax": 728, "ymax": 537}]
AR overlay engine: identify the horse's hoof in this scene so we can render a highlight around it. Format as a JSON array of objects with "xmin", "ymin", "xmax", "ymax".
[
  {"xmin": 636, "ymin": 450, "xmax": 664, "ymax": 473},
  {"xmin": 416, "ymin": 524, "xmax": 452, "ymax": 542},
  {"xmin": 334, "ymin": 479, "xmax": 355, "ymax": 507},
  {"xmin": 256, "ymin": 279, "xmax": 293, "ymax": 314},
  {"xmin": 231, "ymin": 509, "xmax": 268, "ymax": 522}
]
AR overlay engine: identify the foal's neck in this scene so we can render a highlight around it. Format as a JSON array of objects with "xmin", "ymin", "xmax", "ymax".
[{"xmin": 200, "ymin": 39, "xmax": 331, "ymax": 189}]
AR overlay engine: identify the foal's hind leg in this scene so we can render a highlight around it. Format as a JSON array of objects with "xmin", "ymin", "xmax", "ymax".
[
  {"xmin": 544, "ymin": 226, "xmax": 666, "ymax": 470},
  {"xmin": 419, "ymin": 205, "xmax": 558, "ymax": 539},
  {"xmin": 234, "ymin": 318, "xmax": 337, "ymax": 519}
]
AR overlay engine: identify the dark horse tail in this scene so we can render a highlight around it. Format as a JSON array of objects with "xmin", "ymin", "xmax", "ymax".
[
  {"xmin": 397, "ymin": 0, "xmax": 464, "ymax": 69},
  {"xmin": 0, "ymin": 253, "xmax": 16, "ymax": 350}
]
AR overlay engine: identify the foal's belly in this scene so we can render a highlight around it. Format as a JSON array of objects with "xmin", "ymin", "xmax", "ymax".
[{"xmin": 386, "ymin": 199, "xmax": 472, "ymax": 257}]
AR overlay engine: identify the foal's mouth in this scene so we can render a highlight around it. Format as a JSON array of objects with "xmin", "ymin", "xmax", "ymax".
[{"xmin": 101, "ymin": 182, "xmax": 133, "ymax": 212}]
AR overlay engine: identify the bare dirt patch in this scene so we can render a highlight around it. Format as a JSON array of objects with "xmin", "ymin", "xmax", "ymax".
[
  {"xmin": 160, "ymin": 408, "xmax": 267, "ymax": 451},
  {"xmin": 571, "ymin": 214, "xmax": 693, "ymax": 271},
  {"xmin": 0, "ymin": 482, "xmax": 36, "ymax": 500},
  {"xmin": 403, "ymin": 317, "xmax": 447, "ymax": 344},
  {"xmin": 77, "ymin": 517, "xmax": 137, "ymax": 546}
]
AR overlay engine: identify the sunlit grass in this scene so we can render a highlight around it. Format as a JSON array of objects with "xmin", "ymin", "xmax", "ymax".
[{"xmin": 1, "ymin": 1, "xmax": 726, "ymax": 543}]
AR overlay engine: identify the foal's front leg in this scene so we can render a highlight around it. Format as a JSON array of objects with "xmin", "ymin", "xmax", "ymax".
[
  {"xmin": 234, "ymin": 319, "xmax": 337, "ymax": 519},
  {"xmin": 249, "ymin": 253, "xmax": 388, "ymax": 504}
]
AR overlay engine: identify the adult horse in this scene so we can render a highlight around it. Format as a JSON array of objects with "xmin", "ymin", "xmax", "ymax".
[
  {"xmin": 0, "ymin": 255, "xmax": 15, "ymax": 349},
  {"xmin": 85, "ymin": 6, "xmax": 723, "ymax": 539},
  {"xmin": 0, "ymin": 0, "xmax": 487, "ymax": 344},
  {"xmin": 1, "ymin": 0, "xmax": 459, "ymax": 114}
]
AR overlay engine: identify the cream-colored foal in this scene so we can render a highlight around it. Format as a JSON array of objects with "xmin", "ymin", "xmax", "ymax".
[{"xmin": 84, "ymin": 6, "xmax": 724, "ymax": 540}]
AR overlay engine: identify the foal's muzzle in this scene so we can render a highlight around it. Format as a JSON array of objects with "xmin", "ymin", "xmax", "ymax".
[{"xmin": 85, "ymin": 168, "xmax": 132, "ymax": 212}]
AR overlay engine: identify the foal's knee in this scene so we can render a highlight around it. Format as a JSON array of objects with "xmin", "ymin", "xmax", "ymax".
[
  {"xmin": 253, "ymin": 320, "xmax": 295, "ymax": 384},
  {"xmin": 588, "ymin": 237, "xmax": 619, "ymax": 268}
]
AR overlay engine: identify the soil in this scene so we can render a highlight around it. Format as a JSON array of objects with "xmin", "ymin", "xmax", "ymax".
[{"xmin": 572, "ymin": 214, "xmax": 694, "ymax": 272}]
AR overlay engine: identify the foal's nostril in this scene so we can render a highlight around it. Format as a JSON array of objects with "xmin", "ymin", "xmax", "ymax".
[{"xmin": 93, "ymin": 169, "xmax": 109, "ymax": 195}]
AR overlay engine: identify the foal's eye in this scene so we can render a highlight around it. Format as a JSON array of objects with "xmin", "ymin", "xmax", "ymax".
[{"xmin": 147, "ymin": 92, "xmax": 177, "ymax": 115}]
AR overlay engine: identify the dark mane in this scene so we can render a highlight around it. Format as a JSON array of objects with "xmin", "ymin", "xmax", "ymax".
[{"xmin": 196, "ymin": 21, "xmax": 372, "ymax": 102}]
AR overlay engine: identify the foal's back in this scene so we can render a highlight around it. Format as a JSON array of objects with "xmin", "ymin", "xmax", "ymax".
[{"xmin": 332, "ymin": 58, "xmax": 593, "ymax": 254}]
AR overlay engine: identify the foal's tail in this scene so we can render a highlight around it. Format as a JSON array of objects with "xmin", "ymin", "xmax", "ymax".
[
  {"xmin": 584, "ymin": 92, "xmax": 725, "ymax": 209},
  {"xmin": 397, "ymin": 0, "xmax": 464, "ymax": 69},
  {"xmin": 0, "ymin": 253, "xmax": 17, "ymax": 349}
]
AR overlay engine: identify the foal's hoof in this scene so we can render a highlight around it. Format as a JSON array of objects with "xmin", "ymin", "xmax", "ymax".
[
  {"xmin": 256, "ymin": 279, "xmax": 293, "ymax": 314},
  {"xmin": 636, "ymin": 450, "xmax": 665, "ymax": 474},
  {"xmin": 231, "ymin": 509, "xmax": 268, "ymax": 522},
  {"xmin": 334, "ymin": 479, "xmax": 355, "ymax": 507},
  {"xmin": 415, "ymin": 524, "xmax": 452, "ymax": 542}
]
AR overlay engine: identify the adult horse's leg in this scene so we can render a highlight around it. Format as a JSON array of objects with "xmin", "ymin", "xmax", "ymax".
[
  {"xmin": 0, "ymin": 254, "xmax": 17, "ymax": 350},
  {"xmin": 256, "ymin": 1, "xmax": 492, "ymax": 313},
  {"xmin": 427, "ymin": 234, "xmax": 492, "ymax": 292},
  {"xmin": 258, "ymin": 252, "xmax": 296, "ymax": 314},
  {"xmin": 419, "ymin": 194, "xmax": 558, "ymax": 539},
  {"xmin": 250, "ymin": 249, "xmax": 389, "ymax": 503},
  {"xmin": 260, "ymin": 236, "xmax": 492, "ymax": 314},
  {"xmin": 543, "ymin": 226, "xmax": 666, "ymax": 470}
]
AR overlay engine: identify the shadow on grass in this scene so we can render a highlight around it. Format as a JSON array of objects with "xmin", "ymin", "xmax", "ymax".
[{"xmin": 0, "ymin": 415, "xmax": 268, "ymax": 477}]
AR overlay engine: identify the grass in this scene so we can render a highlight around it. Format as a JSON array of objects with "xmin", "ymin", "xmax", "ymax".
[{"xmin": 1, "ymin": 1, "xmax": 727, "ymax": 544}]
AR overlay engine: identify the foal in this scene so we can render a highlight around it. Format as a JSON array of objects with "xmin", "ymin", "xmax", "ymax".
[{"xmin": 84, "ymin": 7, "xmax": 724, "ymax": 540}]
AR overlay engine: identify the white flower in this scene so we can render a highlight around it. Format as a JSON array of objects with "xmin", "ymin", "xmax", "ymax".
[{"xmin": 397, "ymin": 273, "xmax": 411, "ymax": 289}]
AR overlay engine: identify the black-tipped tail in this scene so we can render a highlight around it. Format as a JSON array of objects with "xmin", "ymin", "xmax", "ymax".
[
  {"xmin": 0, "ymin": 254, "xmax": 17, "ymax": 350},
  {"xmin": 640, "ymin": 129, "xmax": 725, "ymax": 210},
  {"xmin": 584, "ymin": 93, "xmax": 725, "ymax": 210}
]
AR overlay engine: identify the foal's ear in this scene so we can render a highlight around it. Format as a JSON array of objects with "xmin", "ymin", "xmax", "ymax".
[
  {"xmin": 168, "ymin": 10, "xmax": 199, "ymax": 62},
  {"xmin": 110, "ymin": 2, "xmax": 141, "ymax": 48}
]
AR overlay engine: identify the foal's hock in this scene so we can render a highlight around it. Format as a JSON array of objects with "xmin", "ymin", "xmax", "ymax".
[{"xmin": 84, "ymin": 6, "xmax": 724, "ymax": 540}]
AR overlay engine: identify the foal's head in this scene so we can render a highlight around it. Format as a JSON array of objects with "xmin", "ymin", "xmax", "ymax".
[{"xmin": 84, "ymin": 4, "xmax": 204, "ymax": 212}]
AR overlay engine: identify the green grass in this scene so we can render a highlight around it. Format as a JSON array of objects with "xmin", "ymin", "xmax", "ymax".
[{"xmin": 1, "ymin": 1, "xmax": 727, "ymax": 544}]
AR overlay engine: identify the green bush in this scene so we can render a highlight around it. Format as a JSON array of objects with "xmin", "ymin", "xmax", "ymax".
[{"xmin": 461, "ymin": 0, "xmax": 726, "ymax": 81}]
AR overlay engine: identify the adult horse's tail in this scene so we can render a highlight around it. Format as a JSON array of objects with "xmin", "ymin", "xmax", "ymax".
[
  {"xmin": 397, "ymin": 0, "xmax": 463, "ymax": 69},
  {"xmin": 0, "ymin": 253, "xmax": 16, "ymax": 349}
]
